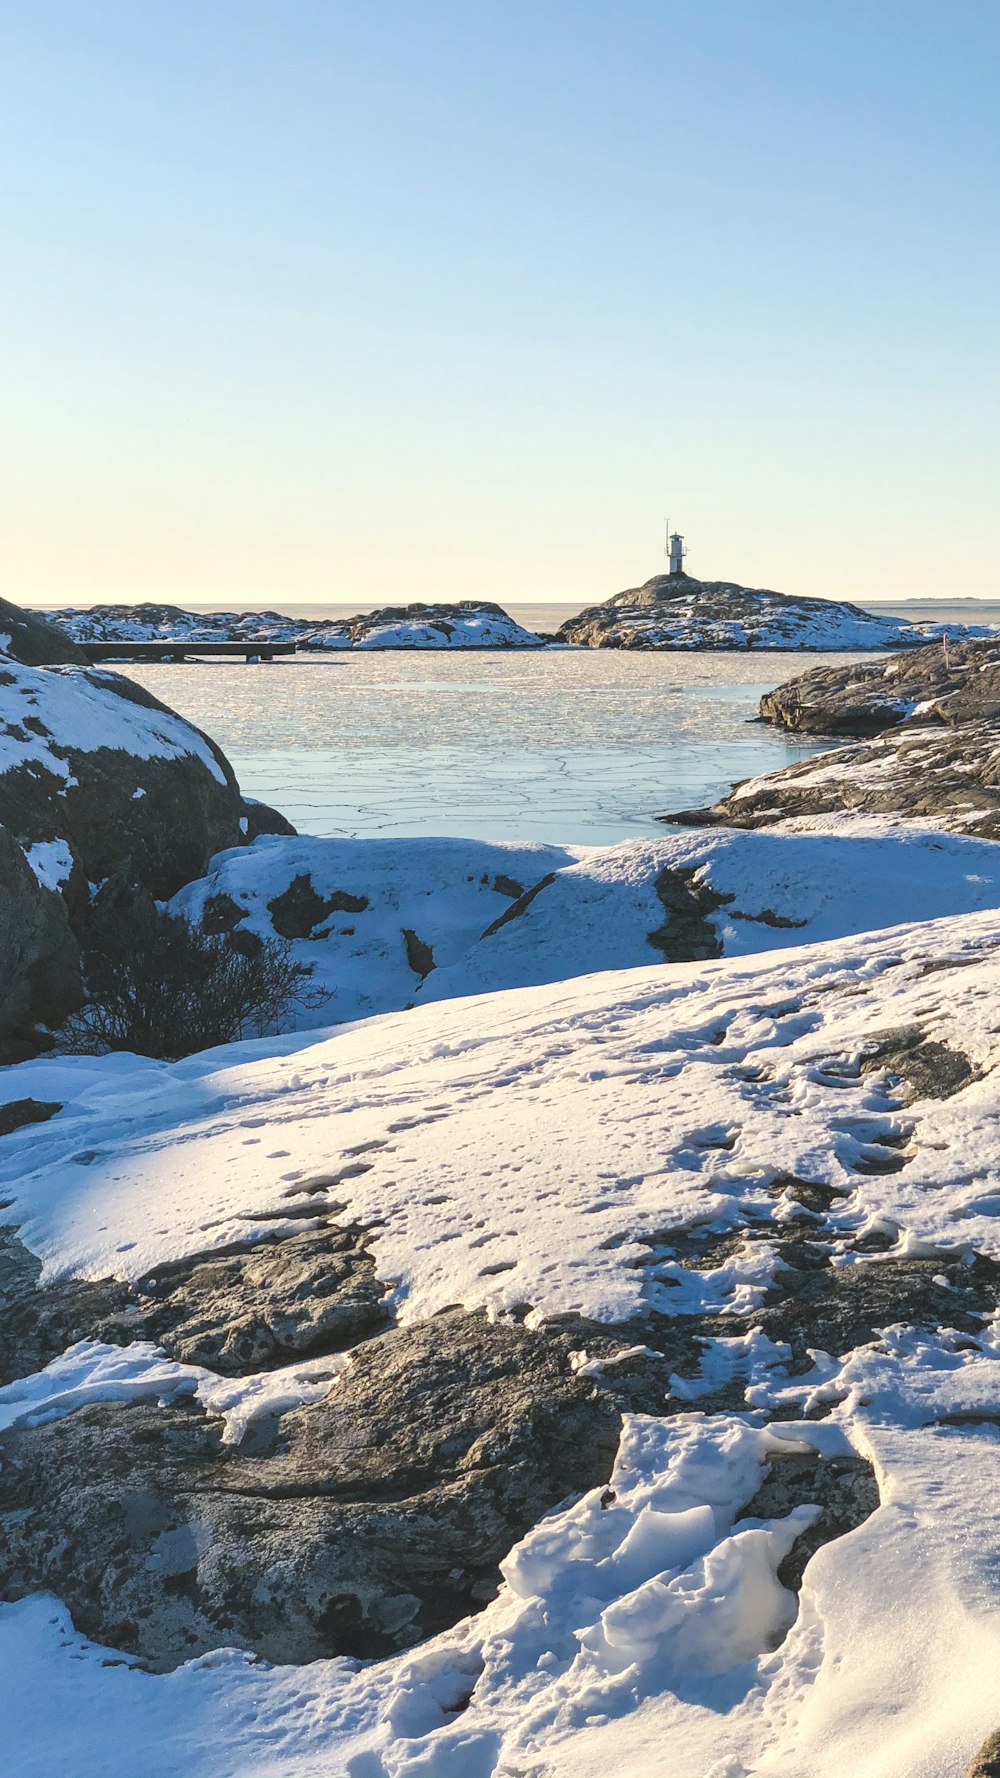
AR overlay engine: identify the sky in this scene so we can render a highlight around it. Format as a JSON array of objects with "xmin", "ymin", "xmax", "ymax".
[{"xmin": 2, "ymin": 0, "xmax": 999, "ymax": 610}]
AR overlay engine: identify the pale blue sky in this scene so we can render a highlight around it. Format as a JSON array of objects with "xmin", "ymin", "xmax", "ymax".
[{"xmin": 2, "ymin": 1, "xmax": 998, "ymax": 607}]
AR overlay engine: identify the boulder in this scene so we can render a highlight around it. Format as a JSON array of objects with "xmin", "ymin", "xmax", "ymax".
[
  {"xmin": 0, "ymin": 824, "xmax": 81, "ymax": 1053},
  {"xmin": 240, "ymin": 796, "xmax": 297, "ymax": 841},
  {"xmin": 557, "ymin": 573, "xmax": 994, "ymax": 652},
  {"xmin": 0, "ymin": 597, "xmax": 87, "ymax": 666},
  {"xmin": 0, "ymin": 659, "xmax": 245, "ymax": 900},
  {"xmin": 759, "ymin": 635, "xmax": 1000, "ymax": 735}
]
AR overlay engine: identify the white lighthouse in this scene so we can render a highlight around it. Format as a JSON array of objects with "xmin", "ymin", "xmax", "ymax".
[{"xmin": 665, "ymin": 524, "xmax": 687, "ymax": 577}]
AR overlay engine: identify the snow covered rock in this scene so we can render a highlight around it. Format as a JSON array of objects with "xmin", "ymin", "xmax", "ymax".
[
  {"xmin": 760, "ymin": 634, "xmax": 1000, "ymax": 735},
  {"xmin": 557, "ymin": 571, "xmax": 998, "ymax": 652},
  {"xmin": 300, "ymin": 601, "xmax": 544, "ymax": 649},
  {"xmin": 41, "ymin": 602, "xmax": 310, "ymax": 646},
  {"xmin": 0, "ymin": 597, "xmax": 86, "ymax": 667},
  {"xmin": 173, "ymin": 825, "xmax": 1000, "ymax": 1031},
  {"xmin": 665, "ymin": 720, "xmax": 1000, "ymax": 839},
  {"xmin": 44, "ymin": 600, "xmax": 545, "ymax": 650},
  {"xmin": 0, "ymin": 824, "xmax": 81, "ymax": 1054},
  {"xmin": 0, "ymin": 659, "xmax": 245, "ymax": 901},
  {"xmin": 170, "ymin": 836, "xmax": 581, "ymax": 1025}
]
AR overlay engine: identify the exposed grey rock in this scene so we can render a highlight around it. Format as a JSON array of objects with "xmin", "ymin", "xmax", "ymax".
[
  {"xmin": 0, "ymin": 1211, "xmax": 390, "ymax": 1386},
  {"xmin": 0, "ymin": 825, "xmax": 81, "ymax": 1053},
  {"xmin": 0, "ymin": 597, "xmax": 87, "ymax": 666},
  {"xmin": 267, "ymin": 873, "xmax": 368, "ymax": 938},
  {"xmin": 137, "ymin": 1218, "xmax": 392, "ymax": 1374},
  {"xmin": 479, "ymin": 872, "xmax": 559, "ymax": 939},
  {"xmin": 629, "ymin": 1218, "xmax": 1000, "ymax": 1378},
  {"xmin": 760, "ymin": 635, "xmax": 1000, "ymax": 735},
  {"xmin": 0, "ymin": 1098, "xmax": 61, "ymax": 1139},
  {"xmin": 0, "ymin": 1310, "xmax": 621, "ymax": 1667},
  {"xmin": 858, "ymin": 1026, "xmax": 978, "ymax": 1102},
  {"xmin": 556, "ymin": 574, "xmax": 971, "ymax": 652},
  {"xmin": 659, "ymin": 720, "xmax": 1000, "ymax": 839},
  {"xmin": 199, "ymin": 891, "xmax": 249, "ymax": 935},
  {"xmin": 402, "ymin": 926, "xmax": 434, "ymax": 977},
  {"xmin": 737, "ymin": 1449, "xmax": 879, "ymax": 1591},
  {"xmin": 967, "ymin": 1727, "xmax": 1000, "ymax": 1777},
  {"xmin": 646, "ymin": 864, "xmax": 729, "ymax": 961},
  {"xmin": 755, "ymin": 1248, "xmax": 1000, "ymax": 1370}
]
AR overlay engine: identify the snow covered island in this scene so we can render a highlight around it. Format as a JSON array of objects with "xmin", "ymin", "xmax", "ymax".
[
  {"xmin": 6, "ymin": 595, "xmax": 1000, "ymax": 1775},
  {"xmin": 44, "ymin": 600, "xmax": 545, "ymax": 651},
  {"xmin": 46, "ymin": 585, "xmax": 1000, "ymax": 657},
  {"xmin": 558, "ymin": 570, "xmax": 999, "ymax": 651}
]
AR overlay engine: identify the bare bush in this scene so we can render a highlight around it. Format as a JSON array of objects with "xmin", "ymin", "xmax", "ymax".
[{"xmin": 68, "ymin": 890, "xmax": 322, "ymax": 1060}]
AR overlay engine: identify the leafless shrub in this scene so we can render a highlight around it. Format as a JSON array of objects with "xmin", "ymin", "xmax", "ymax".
[{"xmin": 67, "ymin": 892, "xmax": 324, "ymax": 1059}]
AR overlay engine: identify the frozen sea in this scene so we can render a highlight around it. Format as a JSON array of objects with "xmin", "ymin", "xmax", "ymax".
[{"xmin": 119, "ymin": 605, "xmax": 866, "ymax": 844}]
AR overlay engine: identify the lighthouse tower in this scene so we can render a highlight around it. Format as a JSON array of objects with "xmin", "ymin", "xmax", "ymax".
[{"xmin": 665, "ymin": 524, "xmax": 687, "ymax": 577}]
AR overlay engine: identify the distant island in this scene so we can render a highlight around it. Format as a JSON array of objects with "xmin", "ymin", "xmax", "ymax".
[
  {"xmin": 554, "ymin": 570, "xmax": 999, "ymax": 651},
  {"xmin": 43, "ymin": 599, "xmax": 545, "ymax": 653},
  {"xmin": 43, "ymin": 577, "xmax": 998, "ymax": 655}
]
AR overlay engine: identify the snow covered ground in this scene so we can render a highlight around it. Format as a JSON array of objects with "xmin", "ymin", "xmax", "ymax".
[
  {"xmin": 6, "ymin": 908, "xmax": 1000, "ymax": 1774},
  {"xmin": 170, "ymin": 821, "xmax": 1000, "ymax": 1028}
]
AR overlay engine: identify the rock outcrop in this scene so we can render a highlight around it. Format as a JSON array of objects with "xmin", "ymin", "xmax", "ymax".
[
  {"xmin": 239, "ymin": 796, "xmax": 297, "ymax": 841},
  {"xmin": 660, "ymin": 720, "xmax": 1000, "ymax": 838},
  {"xmin": 759, "ymin": 635, "xmax": 1000, "ymax": 735},
  {"xmin": 10, "ymin": 902, "xmax": 1000, "ymax": 1772},
  {"xmin": 967, "ymin": 1728, "xmax": 1000, "ymax": 1778},
  {"xmin": 0, "ymin": 1215, "xmax": 391, "ymax": 1387},
  {"xmin": 557, "ymin": 572, "xmax": 995, "ymax": 652},
  {"xmin": 0, "ymin": 598, "xmax": 87, "ymax": 666},
  {"xmin": 0, "ymin": 1309, "xmax": 621, "ymax": 1667},
  {"xmin": 0, "ymin": 658, "xmax": 245, "ymax": 901}
]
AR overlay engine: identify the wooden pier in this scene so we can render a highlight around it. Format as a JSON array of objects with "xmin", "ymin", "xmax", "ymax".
[{"xmin": 80, "ymin": 640, "xmax": 298, "ymax": 663}]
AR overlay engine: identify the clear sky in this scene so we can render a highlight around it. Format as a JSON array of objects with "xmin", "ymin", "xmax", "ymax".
[{"xmin": 3, "ymin": 0, "xmax": 999, "ymax": 609}]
